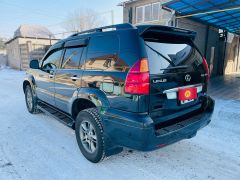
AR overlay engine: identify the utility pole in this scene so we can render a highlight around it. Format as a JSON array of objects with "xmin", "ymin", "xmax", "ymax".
[{"xmin": 49, "ymin": 35, "xmax": 52, "ymax": 46}]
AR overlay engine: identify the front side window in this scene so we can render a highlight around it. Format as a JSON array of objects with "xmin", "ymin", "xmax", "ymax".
[
  {"xmin": 42, "ymin": 49, "xmax": 63, "ymax": 73},
  {"xmin": 62, "ymin": 47, "xmax": 83, "ymax": 69}
]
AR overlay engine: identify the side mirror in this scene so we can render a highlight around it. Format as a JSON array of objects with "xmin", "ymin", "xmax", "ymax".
[{"xmin": 29, "ymin": 59, "xmax": 39, "ymax": 69}]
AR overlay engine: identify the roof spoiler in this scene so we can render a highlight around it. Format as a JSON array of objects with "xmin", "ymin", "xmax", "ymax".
[{"xmin": 137, "ymin": 25, "xmax": 196, "ymax": 41}]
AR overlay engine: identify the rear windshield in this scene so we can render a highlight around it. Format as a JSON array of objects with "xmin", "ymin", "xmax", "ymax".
[{"xmin": 145, "ymin": 41, "xmax": 203, "ymax": 74}]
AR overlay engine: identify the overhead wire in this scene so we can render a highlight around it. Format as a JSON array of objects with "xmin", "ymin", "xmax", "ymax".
[
  {"xmin": 0, "ymin": 1, "xmax": 119, "ymax": 38},
  {"xmin": 0, "ymin": 0, "xmax": 64, "ymax": 21}
]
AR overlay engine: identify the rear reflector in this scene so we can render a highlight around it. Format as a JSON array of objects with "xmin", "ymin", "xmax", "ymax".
[{"xmin": 124, "ymin": 59, "xmax": 150, "ymax": 95}]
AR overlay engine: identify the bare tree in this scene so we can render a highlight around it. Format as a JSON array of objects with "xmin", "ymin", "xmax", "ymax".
[{"xmin": 62, "ymin": 9, "xmax": 105, "ymax": 32}]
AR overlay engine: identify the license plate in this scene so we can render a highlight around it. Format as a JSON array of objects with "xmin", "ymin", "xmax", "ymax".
[
  {"xmin": 178, "ymin": 87, "xmax": 197, "ymax": 101},
  {"xmin": 180, "ymin": 99, "xmax": 194, "ymax": 104}
]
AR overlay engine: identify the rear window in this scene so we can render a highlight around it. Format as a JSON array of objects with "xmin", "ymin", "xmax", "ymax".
[{"xmin": 145, "ymin": 41, "xmax": 203, "ymax": 74}]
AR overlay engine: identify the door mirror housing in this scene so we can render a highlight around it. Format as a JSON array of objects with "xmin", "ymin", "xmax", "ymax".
[{"xmin": 29, "ymin": 59, "xmax": 40, "ymax": 69}]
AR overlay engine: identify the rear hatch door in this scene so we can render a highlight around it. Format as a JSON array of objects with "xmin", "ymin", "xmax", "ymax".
[{"xmin": 139, "ymin": 26, "xmax": 207, "ymax": 123}]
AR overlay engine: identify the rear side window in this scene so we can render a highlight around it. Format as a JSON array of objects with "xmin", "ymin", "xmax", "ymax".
[
  {"xmin": 85, "ymin": 35, "xmax": 121, "ymax": 71},
  {"xmin": 145, "ymin": 41, "xmax": 203, "ymax": 74},
  {"xmin": 62, "ymin": 47, "xmax": 83, "ymax": 69}
]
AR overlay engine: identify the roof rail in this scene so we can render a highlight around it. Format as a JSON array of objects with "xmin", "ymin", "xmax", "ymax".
[{"xmin": 70, "ymin": 23, "xmax": 134, "ymax": 37}]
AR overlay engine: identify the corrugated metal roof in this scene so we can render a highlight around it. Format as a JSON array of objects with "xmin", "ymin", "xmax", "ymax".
[{"xmin": 163, "ymin": 0, "xmax": 240, "ymax": 34}]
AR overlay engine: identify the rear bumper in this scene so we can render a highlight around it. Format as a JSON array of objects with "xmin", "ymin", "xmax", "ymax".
[
  {"xmin": 143, "ymin": 111, "xmax": 212, "ymax": 151},
  {"xmin": 103, "ymin": 96, "xmax": 214, "ymax": 151}
]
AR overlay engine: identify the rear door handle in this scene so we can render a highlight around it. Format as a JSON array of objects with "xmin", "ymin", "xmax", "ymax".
[{"xmin": 70, "ymin": 76, "xmax": 80, "ymax": 81}]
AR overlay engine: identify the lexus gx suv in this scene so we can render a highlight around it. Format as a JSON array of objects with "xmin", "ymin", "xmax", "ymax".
[{"xmin": 23, "ymin": 23, "xmax": 215, "ymax": 163}]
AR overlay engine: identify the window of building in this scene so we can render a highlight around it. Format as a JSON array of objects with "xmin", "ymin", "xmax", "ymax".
[
  {"xmin": 136, "ymin": 6, "xmax": 144, "ymax": 23},
  {"xmin": 144, "ymin": 4, "xmax": 152, "ymax": 22},
  {"xmin": 152, "ymin": 3, "xmax": 160, "ymax": 21},
  {"xmin": 62, "ymin": 47, "xmax": 83, "ymax": 69},
  {"xmin": 136, "ymin": 2, "xmax": 161, "ymax": 23}
]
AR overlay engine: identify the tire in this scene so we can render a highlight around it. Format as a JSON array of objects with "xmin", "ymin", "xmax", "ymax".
[
  {"xmin": 75, "ymin": 108, "xmax": 105, "ymax": 163},
  {"xmin": 24, "ymin": 85, "xmax": 39, "ymax": 114}
]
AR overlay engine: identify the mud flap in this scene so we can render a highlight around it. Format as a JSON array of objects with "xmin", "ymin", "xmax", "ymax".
[{"xmin": 103, "ymin": 134, "xmax": 123, "ymax": 157}]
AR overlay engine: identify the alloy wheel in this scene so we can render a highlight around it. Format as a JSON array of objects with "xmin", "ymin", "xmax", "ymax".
[
  {"xmin": 79, "ymin": 120, "xmax": 97, "ymax": 153},
  {"xmin": 26, "ymin": 88, "xmax": 33, "ymax": 110}
]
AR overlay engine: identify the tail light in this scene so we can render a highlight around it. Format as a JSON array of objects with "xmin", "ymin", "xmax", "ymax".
[
  {"xmin": 124, "ymin": 58, "xmax": 150, "ymax": 95},
  {"xmin": 203, "ymin": 58, "xmax": 210, "ymax": 81}
]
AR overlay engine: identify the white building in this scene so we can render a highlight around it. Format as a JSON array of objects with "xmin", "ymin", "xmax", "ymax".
[{"xmin": 5, "ymin": 24, "xmax": 59, "ymax": 70}]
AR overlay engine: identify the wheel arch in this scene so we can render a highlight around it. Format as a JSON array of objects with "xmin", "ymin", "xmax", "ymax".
[
  {"xmin": 71, "ymin": 98, "xmax": 96, "ymax": 120},
  {"xmin": 23, "ymin": 75, "xmax": 36, "ymax": 94},
  {"xmin": 23, "ymin": 80, "xmax": 31, "ymax": 92},
  {"xmin": 71, "ymin": 88, "xmax": 110, "ymax": 120}
]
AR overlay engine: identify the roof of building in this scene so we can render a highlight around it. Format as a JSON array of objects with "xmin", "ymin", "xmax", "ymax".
[
  {"xmin": 118, "ymin": 0, "xmax": 139, "ymax": 6},
  {"xmin": 163, "ymin": 0, "xmax": 240, "ymax": 35},
  {"xmin": 118, "ymin": 0, "xmax": 172, "ymax": 6},
  {"xmin": 14, "ymin": 24, "xmax": 55, "ymax": 39},
  {"xmin": 5, "ymin": 24, "xmax": 59, "ymax": 44}
]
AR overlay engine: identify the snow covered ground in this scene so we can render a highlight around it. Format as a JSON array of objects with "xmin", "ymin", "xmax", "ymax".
[{"xmin": 0, "ymin": 68, "xmax": 239, "ymax": 180}]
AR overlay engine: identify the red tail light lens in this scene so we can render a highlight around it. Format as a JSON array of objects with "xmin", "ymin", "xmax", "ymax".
[
  {"xmin": 124, "ymin": 59, "xmax": 150, "ymax": 95},
  {"xmin": 203, "ymin": 58, "xmax": 210, "ymax": 81}
]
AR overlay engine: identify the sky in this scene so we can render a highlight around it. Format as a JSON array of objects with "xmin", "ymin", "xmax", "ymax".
[{"xmin": 0, "ymin": 0, "xmax": 124, "ymax": 39}]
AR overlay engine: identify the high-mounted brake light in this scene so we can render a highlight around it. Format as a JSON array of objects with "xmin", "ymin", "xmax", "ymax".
[
  {"xmin": 124, "ymin": 58, "xmax": 150, "ymax": 95},
  {"xmin": 203, "ymin": 58, "xmax": 210, "ymax": 81}
]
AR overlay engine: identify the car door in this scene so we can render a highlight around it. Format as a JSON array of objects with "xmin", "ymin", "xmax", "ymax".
[
  {"xmin": 35, "ymin": 48, "xmax": 63, "ymax": 106},
  {"xmin": 54, "ymin": 39, "xmax": 87, "ymax": 113}
]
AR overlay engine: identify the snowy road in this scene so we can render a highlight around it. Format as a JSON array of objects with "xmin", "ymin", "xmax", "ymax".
[{"xmin": 0, "ymin": 68, "xmax": 240, "ymax": 180}]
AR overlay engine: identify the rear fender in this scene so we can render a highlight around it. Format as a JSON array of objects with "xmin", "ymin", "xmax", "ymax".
[
  {"xmin": 77, "ymin": 88, "xmax": 110, "ymax": 109},
  {"xmin": 68, "ymin": 88, "xmax": 110, "ymax": 116}
]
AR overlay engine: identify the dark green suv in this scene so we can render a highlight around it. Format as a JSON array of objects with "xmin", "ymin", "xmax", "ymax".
[{"xmin": 23, "ymin": 23, "xmax": 215, "ymax": 163}]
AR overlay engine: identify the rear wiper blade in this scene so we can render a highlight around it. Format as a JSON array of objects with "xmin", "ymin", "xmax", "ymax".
[
  {"xmin": 145, "ymin": 43, "xmax": 175, "ymax": 67},
  {"xmin": 160, "ymin": 65, "xmax": 189, "ymax": 71}
]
